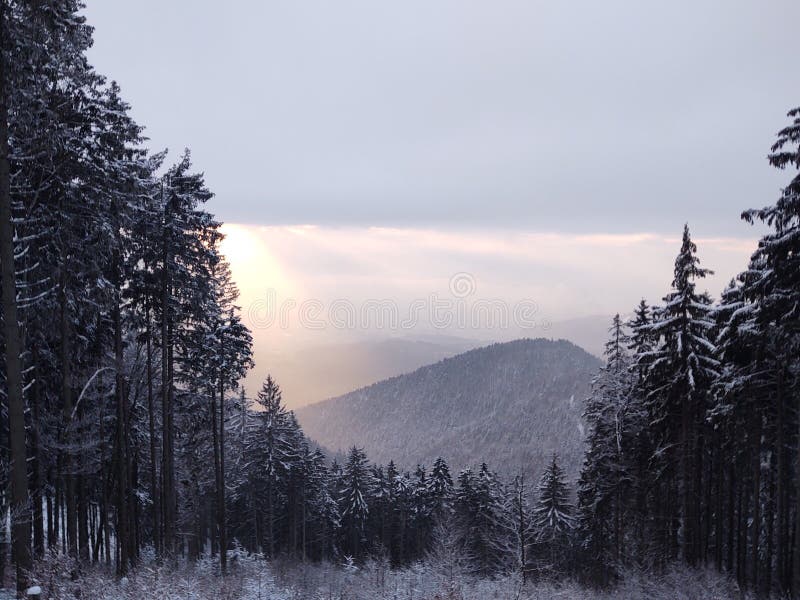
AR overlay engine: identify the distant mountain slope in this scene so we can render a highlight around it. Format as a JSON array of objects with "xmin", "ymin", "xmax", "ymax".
[
  {"xmin": 248, "ymin": 336, "xmax": 484, "ymax": 408},
  {"xmin": 297, "ymin": 338, "xmax": 602, "ymax": 479}
]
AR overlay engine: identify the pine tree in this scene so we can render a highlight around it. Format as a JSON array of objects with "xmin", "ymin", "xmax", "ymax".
[
  {"xmin": 628, "ymin": 300, "xmax": 653, "ymax": 377},
  {"xmin": 339, "ymin": 446, "xmax": 373, "ymax": 560},
  {"xmin": 623, "ymin": 300, "xmax": 657, "ymax": 564},
  {"xmin": 300, "ymin": 446, "xmax": 339, "ymax": 560},
  {"xmin": 494, "ymin": 473, "xmax": 534, "ymax": 581},
  {"xmin": 157, "ymin": 151, "xmax": 220, "ymax": 556},
  {"xmin": 577, "ymin": 314, "xmax": 639, "ymax": 580},
  {"xmin": 427, "ymin": 457, "xmax": 454, "ymax": 519},
  {"xmin": 0, "ymin": 0, "xmax": 32, "ymax": 588},
  {"xmin": 388, "ymin": 462, "xmax": 412, "ymax": 564},
  {"xmin": 192, "ymin": 252, "xmax": 253, "ymax": 573},
  {"xmin": 710, "ymin": 277, "xmax": 764, "ymax": 587},
  {"xmin": 735, "ymin": 106, "xmax": 800, "ymax": 593},
  {"xmin": 640, "ymin": 225, "xmax": 718, "ymax": 565},
  {"xmin": 369, "ymin": 465, "xmax": 392, "ymax": 558},
  {"xmin": 410, "ymin": 465, "xmax": 433, "ymax": 557},
  {"xmin": 454, "ymin": 464, "xmax": 505, "ymax": 576},
  {"xmin": 533, "ymin": 454, "xmax": 574, "ymax": 574},
  {"xmin": 125, "ymin": 150, "xmax": 168, "ymax": 558},
  {"xmin": 246, "ymin": 375, "xmax": 297, "ymax": 556}
]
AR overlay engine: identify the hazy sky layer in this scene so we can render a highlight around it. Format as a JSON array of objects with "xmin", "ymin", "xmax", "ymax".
[
  {"xmin": 84, "ymin": 1, "xmax": 799, "ymax": 234},
  {"xmin": 221, "ymin": 222, "xmax": 756, "ymax": 401}
]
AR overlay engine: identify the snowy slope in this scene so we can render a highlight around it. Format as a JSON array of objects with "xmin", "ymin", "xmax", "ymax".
[
  {"xmin": 297, "ymin": 338, "xmax": 601, "ymax": 478},
  {"xmin": 252, "ymin": 335, "xmax": 484, "ymax": 408}
]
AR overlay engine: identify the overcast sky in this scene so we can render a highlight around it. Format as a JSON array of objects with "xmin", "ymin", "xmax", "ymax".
[{"xmin": 84, "ymin": 1, "xmax": 799, "ymax": 235}]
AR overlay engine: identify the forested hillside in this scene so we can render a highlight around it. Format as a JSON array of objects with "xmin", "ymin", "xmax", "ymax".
[
  {"xmin": 298, "ymin": 339, "xmax": 601, "ymax": 477},
  {"xmin": 263, "ymin": 336, "xmax": 482, "ymax": 407}
]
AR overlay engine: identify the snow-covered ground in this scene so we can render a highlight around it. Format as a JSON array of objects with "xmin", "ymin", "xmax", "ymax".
[{"xmin": 24, "ymin": 551, "xmax": 747, "ymax": 600}]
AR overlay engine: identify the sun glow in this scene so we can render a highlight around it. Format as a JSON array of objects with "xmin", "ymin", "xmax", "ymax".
[{"xmin": 219, "ymin": 223, "xmax": 296, "ymax": 301}]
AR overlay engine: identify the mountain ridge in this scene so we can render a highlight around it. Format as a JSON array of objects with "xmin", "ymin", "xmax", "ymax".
[{"xmin": 297, "ymin": 337, "xmax": 602, "ymax": 478}]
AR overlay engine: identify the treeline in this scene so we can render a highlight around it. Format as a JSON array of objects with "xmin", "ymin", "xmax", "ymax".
[
  {"xmin": 224, "ymin": 376, "xmax": 578, "ymax": 580},
  {"xmin": 0, "ymin": 1, "xmax": 254, "ymax": 594},
  {"xmin": 577, "ymin": 108, "xmax": 800, "ymax": 597}
]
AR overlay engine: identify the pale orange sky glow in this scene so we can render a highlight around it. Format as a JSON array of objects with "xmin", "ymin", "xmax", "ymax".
[{"xmin": 219, "ymin": 223, "xmax": 758, "ymax": 404}]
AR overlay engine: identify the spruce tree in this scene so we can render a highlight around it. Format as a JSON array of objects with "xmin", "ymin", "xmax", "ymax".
[
  {"xmin": 494, "ymin": 473, "xmax": 534, "ymax": 581},
  {"xmin": 640, "ymin": 224, "xmax": 718, "ymax": 565},
  {"xmin": 247, "ymin": 375, "xmax": 297, "ymax": 556},
  {"xmin": 534, "ymin": 454, "xmax": 574, "ymax": 574},
  {"xmin": 0, "ymin": 0, "xmax": 31, "ymax": 587},
  {"xmin": 339, "ymin": 446, "xmax": 373, "ymax": 560},
  {"xmin": 577, "ymin": 314, "xmax": 638, "ymax": 580},
  {"xmin": 428, "ymin": 456, "xmax": 454, "ymax": 518},
  {"xmin": 623, "ymin": 300, "xmax": 657, "ymax": 564},
  {"xmin": 454, "ymin": 464, "xmax": 505, "ymax": 576},
  {"xmin": 736, "ymin": 106, "xmax": 800, "ymax": 593}
]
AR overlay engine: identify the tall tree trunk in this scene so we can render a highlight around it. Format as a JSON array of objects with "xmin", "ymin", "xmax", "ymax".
[
  {"xmin": 777, "ymin": 368, "xmax": 787, "ymax": 593},
  {"xmin": 30, "ymin": 356, "xmax": 44, "ymax": 559},
  {"xmin": 88, "ymin": 504, "xmax": 95, "ymax": 562},
  {"xmin": 131, "ymin": 458, "xmax": 141, "ymax": 560},
  {"xmin": 113, "ymin": 203, "xmax": 130, "ymax": 575},
  {"xmin": 301, "ymin": 478, "xmax": 307, "ymax": 563},
  {"xmin": 793, "ymin": 389, "xmax": 800, "ymax": 595},
  {"xmin": 726, "ymin": 460, "xmax": 735, "ymax": 573},
  {"xmin": 166, "ymin": 334, "xmax": 176, "ymax": 554},
  {"xmin": 210, "ymin": 387, "xmax": 225, "ymax": 574},
  {"xmin": 681, "ymin": 388, "xmax": 697, "ymax": 566},
  {"xmin": 46, "ymin": 469, "xmax": 54, "ymax": 549},
  {"xmin": 0, "ymin": 4, "xmax": 33, "ymax": 589},
  {"xmin": 252, "ymin": 490, "xmax": 260, "ymax": 554},
  {"xmin": 76, "ymin": 408, "xmax": 89, "ymax": 563},
  {"xmin": 268, "ymin": 478, "xmax": 275, "ymax": 558},
  {"xmin": 103, "ymin": 470, "xmax": 112, "ymax": 566},
  {"xmin": 694, "ymin": 396, "xmax": 705, "ymax": 564},
  {"xmin": 766, "ymin": 451, "xmax": 775, "ymax": 597},
  {"xmin": 160, "ymin": 188, "xmax": 175, "ymax": 557},
  {"xmin": 680, "ymin": 393, "xmax": 693, "ymax": 565},
  {"xmin": 59, "ymin": 488, "xmax": 65, "ymax": 555},
  {"xmin": 752, "ymin": 410, "xmax": 762, "ymax": 591},
  {"xmin": 145, "ymin": 304, "xmax": 161, "ymax": 554},
  {"xmin": 54, "ymin": 470, "xmax": 61, "ymax": 553},
  {"xmin": 218, "ymin": 371, "xmax": 228, "ymax": 574},
  {"xmin": 713, "ymin": 431, "xmax": 723, "ymax": 571},
  {"xmin": 77, "ymin": 471, "xmax": 89, "ymax": 562},
  {"xmin": 737, "ymin": 472, "xmax": 747, "ymax": 588},
  {"xmin": 60, "ymin": 272, "xmax": 77, "ymax": 558}
]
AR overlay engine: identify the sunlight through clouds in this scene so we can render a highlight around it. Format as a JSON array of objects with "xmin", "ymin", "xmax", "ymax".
[{"xmin": 223, "ymin": 223, "xmax": 757, "ymax": 344}]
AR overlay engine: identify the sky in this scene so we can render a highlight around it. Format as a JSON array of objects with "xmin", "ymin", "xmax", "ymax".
[
  {"xmin": 83, "ymin": 1, "xmax": 799, "ymax": 234},
  {"xmin": 220, "ymin": 224, "xmax": 755, "ymax": 333},
  {"xmin": 82, "ymin": 1, "xmax": 799, "ymax": 402}
]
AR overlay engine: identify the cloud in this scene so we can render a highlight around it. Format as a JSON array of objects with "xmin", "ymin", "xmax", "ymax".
[
  {"xmin": 84, "ymin": 0, "xmax": 800, "ymax": 234},
  {"xmin": 222, "ymin": 223, "xmax": 756, "ymax": 345}
]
